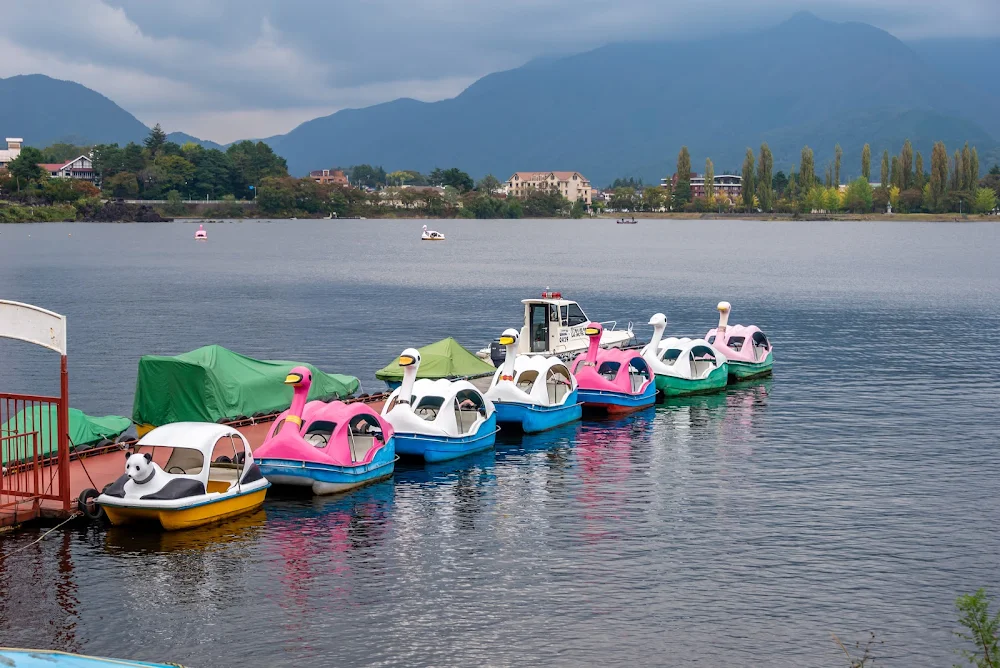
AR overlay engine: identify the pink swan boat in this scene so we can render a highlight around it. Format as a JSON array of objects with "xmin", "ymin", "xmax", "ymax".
[
  {"xmin": 254, "ymin": 366, "xmax": 396, "ymax": 494},
  {"xmin": 194, "ymin": 224, "xmax": 208, "ymax": 240},
  {"xmin": 706, "ymin": 301, "xmax": 774, "ymax": 381},
  {"xmin": 570, "ymin": 322, "xmax": 656, "ymax": 414}
]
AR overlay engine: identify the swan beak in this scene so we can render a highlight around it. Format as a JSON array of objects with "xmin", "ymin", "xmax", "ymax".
[
  {"xmin": 584, "ymin": 326, "xmax": 600, "ymax": 336},
  {"xmin": 499, "ymin": 335, "xmax": 516, "ymax": 346},
  {"xmin": 399, "ymin": 355, "xmax": 416, "ymax": 367},
  {"xmin": 284, "ymin": 372, "xmax": 303, "ymax": 385}
]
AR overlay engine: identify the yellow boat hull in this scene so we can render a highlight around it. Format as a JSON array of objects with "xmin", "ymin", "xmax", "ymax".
[{"xmin": 102, "ymin": 488, "xmax": 268, "ymax": 531}]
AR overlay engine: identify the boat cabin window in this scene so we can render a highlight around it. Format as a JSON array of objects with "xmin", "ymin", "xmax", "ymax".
[
  {"xmin": 707, "ymin": 335, "xmax": 715, "ymax": 344},
  {"xmin": 565, "ymin": 303, "xmax": 588, "ymax": 326},
  {"xmin": 559, "ymin": 305, "xmax": 568, "ymax": 325},
  {"xmin": 689, "ymin": 346, "xmax": 718, "ymax": 379},
  {"xmin": 454, "ymin": 390, "xmax": 486, "ymax": 433},
  {"xmin": 515, "ymin": 369, "xmax": 539, "ymax": 392},
  {"xmin": 628, "ymin": 358, "xmax": 651, "ymax": 393},
  {"xmin": 207, "ymin": 435, "xmax": 247, "ymax": 491},
  {"xmin": 346, "ymin": 414, "xmax": 384, "ymax": 463},
  {"xmin": 546, "ymin": 364, "xmax": 573, "ymax": 404},
  {"xmin": 529, "ymin": 304, "xmax": 549, "ymax": 353},
  {"xmin": 304, "ymin": 420, "xmax": 336, "ymax": 448},
  {"xmin": 752, "ymin": 331, "xmax": 770, "ymax": 350},
  {"xmin": 597, "ymin": 361, "xmax": 621, "ymax": 381},
  {"xmin": 414, "ymin": 396, "xmax": 445, "ymax": 421},
  {"xmin": 661, "ymin": 348, "xmax": 682, "ymax": 364},
  {"xmin": 385, "ymin": 394, "xmax": 415, "ymax": 413},
  {"xmin": 163, "ymin": 447, "xmax": 204, "ymax": 475},
  {"xmin": 726, "ymin": 336, "xmax": 745, "ymax": 352},
  {"xmin": 549, "ymin": 304, "xmax": 559, "ymax": 322}
]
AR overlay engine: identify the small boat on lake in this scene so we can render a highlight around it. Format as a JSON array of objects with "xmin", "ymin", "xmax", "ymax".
[
  {"xmin": 707, "ymin": 301, "xmax": 774, "ymax": 380},
  {"xmin": 484, "ymin": 329, "xmax": 582, "ymax": 432},
  {"xmin": 616, "ymin": 217, "xmax": 637, "ymax": 224},
  {"xmin": 382, "ymin": 348, "xmax": 498, "ymax": 462},
  {"xmin": 254, "ymin": 366, "xmax": 395, "ymax": 494},
  {"xmin": 478, "ymin": 291, "xmax": 634, "ymax": 365},
  {"xmin": 96, "ymin": 422, "xmax": 270, "ymax": 531},
  {"xmin": 571, "ymin": 322, "xmax": 655, "ymax": 414},
  {"xmin": 421, "ymin": 224, "xmax": 445, "ymax": 240},
  {"xmin": 0, "ymin": 648, "xmax": 179, "ymax": 667},
  {"xmin": 194, "ymin": 224, "xmax": 207, "ymax": 240},
  {"xmin": 642, "ymin": 313, "xmax": 729, "ymax": 397}
]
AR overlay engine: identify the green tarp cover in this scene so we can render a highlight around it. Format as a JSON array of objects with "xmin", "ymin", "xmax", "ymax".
[
  {"xmin": 2, "ymin": 406, "xmax": 131, "ymax": 464},
  {"xmin": 132, "ymin": 344, "xmax": 360, "ymax": 426},
  {"xmin": 375, "ymin": 337, "xmax": 496, "ymax": 382}
]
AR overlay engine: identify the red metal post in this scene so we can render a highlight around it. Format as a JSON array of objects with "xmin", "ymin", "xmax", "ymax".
[{"xmin": 58, "ymin": 355, "xmax": 71, "ymax": 511}]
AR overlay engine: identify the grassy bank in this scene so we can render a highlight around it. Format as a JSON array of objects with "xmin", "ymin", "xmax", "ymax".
[
  {"xmin": 0, "ymin": 203, "xmax": 76, "ymax": 223},
  {"xmin": 598, "ymin": 211, "xmax": 997, "ymax": 222}
]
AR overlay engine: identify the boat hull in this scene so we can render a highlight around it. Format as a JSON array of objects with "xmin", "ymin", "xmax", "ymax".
[
  {"xmin": 101, "ymin": 486, "xmax": 268, "ymax": 531},
  {"xmin": 655, "ymin": 364, "xmax": 729, "ymax": 397},
  {"xmin": 395, "ymin": 414, "xmax": 498, "ymax": 462},
  {"xmin": 0, "ymin": 649, "xmax": 177, "ymax": 667},
  {"xmin": 258, "ymin": 440, "xmax": 396, "ymax": 495},
  {"xmin": 727, "ymin": 353, "xmax": 773, "ymax": 381},
  {"xmin": 577, "ymin": 386, "xmax": 656, "ymax": 414},
  {"xmin": 493, "ymin": 391, "xmax": 583, "ymax": 433}
]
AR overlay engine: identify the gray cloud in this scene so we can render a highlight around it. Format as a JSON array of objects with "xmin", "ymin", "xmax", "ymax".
[{"xmin": 0, "ymin": 0, "xmax": 997, "ymax": 142}]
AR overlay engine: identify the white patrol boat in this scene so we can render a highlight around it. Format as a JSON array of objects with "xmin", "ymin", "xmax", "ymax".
[{"xmin": 478, "ymin": 291, "xmax": 635, "ymax": 366}]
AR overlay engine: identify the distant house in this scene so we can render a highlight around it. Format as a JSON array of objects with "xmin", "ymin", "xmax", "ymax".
[
  {"xmin": 0, "ymin": 137, "xmax": 23, "ymax": 169},
  {"xmin": 309, "ymin": 169, "xmax": 349, "ymax": 186},
  {"xmin": 39, "ymin": 155, "xmax": 98, "ymax": 183},
  {"xmin": 663, "ymin": 172, "xmax": 742, "ymax": 199},
  {"xmin": 506, "ymin": 172, "xmax": 592, "ymax": 205}
]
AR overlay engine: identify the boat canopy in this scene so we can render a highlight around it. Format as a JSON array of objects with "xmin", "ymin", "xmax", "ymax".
[
  {"xmin": 132, "ymin": 345, "xmax": 359, "ymax": 427},
  {"xmin": 375, "ymin": 337, "xmax": 495, "ymax": 382},
  {"xmin": 2, "ymin": 406, "xmax": 131, "ymax": 464}
]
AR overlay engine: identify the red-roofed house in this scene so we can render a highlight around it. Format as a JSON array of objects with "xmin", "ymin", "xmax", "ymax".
[
  {"xmin": 39, "ymin": 155, "xmax": 97, "ymax": 183},
  {"xmin": 506, "ymin": 171, "xmax": 592, "ymax": 205}
]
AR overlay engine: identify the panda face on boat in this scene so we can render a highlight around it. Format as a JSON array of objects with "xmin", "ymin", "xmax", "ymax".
[{"xmin": 125, "ymin": 452, "xmax": 155, "ymax": 483}]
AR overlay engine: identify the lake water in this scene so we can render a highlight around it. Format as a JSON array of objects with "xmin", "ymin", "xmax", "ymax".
[{"xmin": 0, "ymin": 219, "xmax": 998, "ymax": 666}]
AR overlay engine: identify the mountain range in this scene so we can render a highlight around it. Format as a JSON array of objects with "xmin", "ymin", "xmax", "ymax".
[{"xmin": 1, "ymin": 12, "xmax": 998, "ymax": 185}]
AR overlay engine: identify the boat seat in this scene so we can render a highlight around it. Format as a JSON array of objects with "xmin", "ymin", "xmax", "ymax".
[
  {"xmin": 548, "ymin": 382, "xmax": 569, "ymax": 405},
  {"xmin": 454, "ymin": 409, "xmax": 481, "ymax": 434},
  {"xmin": 630, "ymin": 372, "xmax": 647, "ymax": 393},
  {"xmin": 348, "ymin": 434, "xmax": 377, "ymax": 462},
  {"xmin": 690, "ymin": 359, "xmax": 714, "ymax": 379},
  {"xmin": 753, "ymin": 343, "xmax": 768, "ymax": 361},
  {"xmin": 415, "ymin": 406, "xmax": 439, "ymax": 421}
]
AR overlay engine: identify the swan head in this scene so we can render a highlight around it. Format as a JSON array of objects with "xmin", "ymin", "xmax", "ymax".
[
  {"xmin": 284, "ymin": 365, "xmax": 312, "ymax": 388},
  {"xmin": 398, "ymin": 348, "xmax": 421, "ymax": 368},
  {"xmin": 499, "ymin": 328, "xmax": 519, "ymax": 347},
  {"xmin": 584, "ymin": 322, "xmax": 603, "ymax": 338},
  {"xmin": 717, "ymin": 301, "xmax": 731, "ymax": 314},
  {"xmin": 648, "ymin": 312, "xmax": 667, "ymax": 327}
]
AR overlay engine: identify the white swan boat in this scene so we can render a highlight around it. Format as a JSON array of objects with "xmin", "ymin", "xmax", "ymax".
[
  {"xmin": 642, "ymin": 313, "xmax": 729, "ymax": 397},
  {"xmin": 421, "ymin": 225, "xmax": 445, "ymax": 240},
  {"xmin": 484, "ymin": 329, "xmax": 582, "ymax": 432},
  {"xmin": 478, "ymin": 291, "xmax": 634, "ymax": 365},
  {"xmin": 382, "ymin": 348, "xmax": 498, "ymax": 462}
]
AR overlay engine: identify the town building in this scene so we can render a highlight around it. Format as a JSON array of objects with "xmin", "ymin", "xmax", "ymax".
[
  {"xmin": 309, "ymin": 169, "xmax": 349, "ymax": 186},
  {"xmin": 663, "ymin": 173, "xmax": 742, "ymax": 199},
  {"xmin": 39, "ymin": 155, "xmax": 98, "ymax": 183},
  {"xmin": 0, "ymin": 138, "xmax": 23, "ymax": 169},
  {"xmin": 506, "ymin": 172, "xmax": 592, "ymax": 205}
]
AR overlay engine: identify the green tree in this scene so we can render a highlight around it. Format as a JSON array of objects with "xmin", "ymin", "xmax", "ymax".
[
  {"xmin": 843, "ymin": 177, "xmax": 873, "ymax": 212},
  {"xmin": 888, "ymin": 185, "xmax": 900, "ymax": 211},
  {"xmin": 963, "ymin": 143, "xmax": 973, "ymax": 192},
  {"xmin": 825, "ymin": 164, "xmax": 833, "ymax": 188},
  {"xmin": 741, "ymin": 148, "xmax": 756, "ymax": 211},
  {"xmin": 772, "ymin": 170, "xmax": 788, "ymax": 197},
  {"xmin": 440, "ymin": 167, "xmax": 474, "ymax": 192},
  {"xmin": 476, "ymin": 174, "xmax": 503, "ymax": 195},
  {"xmin": 900, "ymin": 139, "xmax": 913, "ymax": 190},
  {"xmin": 675, "ymin": 146, "xmax": 692, "ymax": 205},
  {"xmin": 164, "ymin": 190, "xmax": 186, "ymax": 216},
  {"xmin": 930, "ymin": 142, "xmax": 949, "ymax": 211},
  {"xmin": 890, "ymin": 155, "xmax": 901, "ymax": 190},
  {"xmin": 227, "ymin": 141, "xmax": 289, "ymax": 196},
  {"xmin": 861, "ymin": 143, "xmax": 871, "ymax": 182},
  {"xmin": 757, "ymin": 143, "xmax": 774, "ymax": 211},
  {"xmin": 974, "ymin": 187, "xmax": 997, "ymax": 214},
  {"xmin": 834, "ymin": 144, "xmax": 842, "ymax": 186},
  {"xmin": 969, "ymin": 146, "xmax": 980, "ymax": 191},
  {"xmin": 152, "ymin": 155, "xmax": 196, "ymax": 195},
  {"xmin": 704, "ymin": 158, "xmax": 715, "ymax": 200},
  {"xmin": 952, "ymin": 150, "xmax": 965, "ymax": 191},
  {"xmin": 189, "ymin": 149, "xmax": 233, "ymax": 199},
  {"xmin": 915, "ymin": 152, "xmax": 925, "ymax": 190},
  {"xmin": 880, "ymin": 149, "xmax": 889, "ymax": 189},
  {"xmin": 570, "ymin": 198, "xmax": 587, "ymax": 219},
  {"xmin": 106, "ymin": 172, "xmax": 139, "ymax": 198},
  {"xmin": 6, "ymin": 146, "xmax": 44, "ymax": 186},
  {"xmin": 641, "ymin": 186, "xmax": 666, "ymax": 212},
  {"xmin": 40, "ymin": 143, "xmax": 91, "ymax": 163},
  {"xmin": 955, "ymin": 589, "xmax": 1000, "ymax": 668},
  {"xmin": 256, "ymin": 176, "xmax": 296, "ymax": 214},
  {"xmin": 144, "ymin": 123, "xmax": 167, "ymax": 157},
  {"xmin": 799, "ymin": 146, "xmax": 814, "ymax": 193}
]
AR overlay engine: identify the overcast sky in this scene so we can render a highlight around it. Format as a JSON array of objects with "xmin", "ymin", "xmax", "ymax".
[{"xmin": 1, "ymin": 0, "xmax": 997, "ymax": 143}]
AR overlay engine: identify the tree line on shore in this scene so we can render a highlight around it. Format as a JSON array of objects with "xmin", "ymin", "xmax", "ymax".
[{"xmin": 665, "ymin": 141, "xmax": 999, "ymax": 215}]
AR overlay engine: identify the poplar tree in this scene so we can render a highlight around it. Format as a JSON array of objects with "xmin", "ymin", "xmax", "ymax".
[
  {"xmin": 915, "ymin": 152, "xmax": 925, "ymax": 190},
  {"xmin": 880, "ymin": 150, "xmax": 889, "ymax": 189},
  {"xmin": 952, "ymin": 150, "xmax": 964, "ymax": 191},
  {"xmin": 825, "ymin": 164, "xmax": 833, "ymax": 188},
  {"xmin": 757, "ymin": 142, "xmax": 774, "ymax": 212},
  {"xmin": 799, "ymin": 146, "xmax": 815, "ymax": 192},
  {"xmin": 901, "ymin": 139, "xmax": 913, "ymax": 190},
  {"xmin": 970, "ymin": 147, "xmax": 980, "ymax": 189},
  {"xmin": 890, "ymin": 156, "xmax": 901, "ymax": 190},
  {"xmin": 930, "ymin": 141, "xmax": 948, "ymax": 210},
  {"xmin": 861, "ymin": 144, "xmax": 871, "ymax": 181},
  {"xmin": 704, "ymin": 158, "xmax": 715, "ymax": 200},
  {"xmin": 962, "ymin": 143, "xmax": 973, "ymax": 191},
  {"xmin": 675, "ymin": 146, "xmax": 692, "ymax": 205},
  {"xmin": 741, "ymin": 148, "xmax": 756, "ymax": 211},
  {"xmin": 834, "ymin": 144, "xmax": 842, "ymax": 186}
]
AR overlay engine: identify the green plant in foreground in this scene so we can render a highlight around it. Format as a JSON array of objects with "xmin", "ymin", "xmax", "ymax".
[
  {"xmin": 832, "ymin": 631, "xmax": 881, "ymax": 667},
  {"xmin": 955, "ymin": 589, "xmax": 1000, "ymax": 667}
]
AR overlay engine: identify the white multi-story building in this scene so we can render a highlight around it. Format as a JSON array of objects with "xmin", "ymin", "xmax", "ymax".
[
  {"xmin": 0, "ymin": 138, "xmax": 23, "ymax": 169},
  {"xmin": 40, "ymin": 155, "xmax": 97, "ymax": 183},
  {"xmin": 506, "ymin": 171, "xmax": 592, "ymax": 205}
]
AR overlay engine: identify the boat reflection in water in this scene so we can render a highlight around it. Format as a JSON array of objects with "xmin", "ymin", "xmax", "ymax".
[
  {"xmin": 656, "ymin": 378, "xmax": 771, "ymax": 450},
  {"xmin": 104, "ymin": 508, "xmax": 268, "ymax": 555}
]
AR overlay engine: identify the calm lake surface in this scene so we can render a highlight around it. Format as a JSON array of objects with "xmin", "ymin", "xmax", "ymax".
[{"xmin": 1, "ymin": 219, "xmax": 998, "ymax": 667}]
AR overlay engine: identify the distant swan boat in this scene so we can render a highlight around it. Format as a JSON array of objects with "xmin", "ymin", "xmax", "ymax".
[
  {"xmin": 421, "ymin": 225, "xmax": 445, "ymax": 241},
  {"xmin": 194, "ymin": 224, "xmax": 207, "ymax": 240}
]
